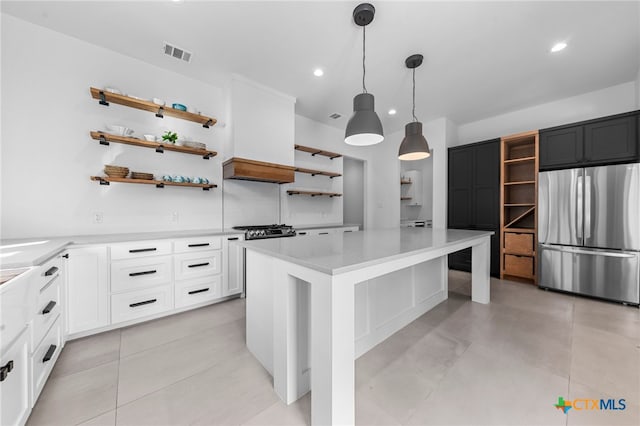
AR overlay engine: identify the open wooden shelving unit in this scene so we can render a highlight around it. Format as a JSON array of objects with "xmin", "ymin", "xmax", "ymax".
[
  {"xmin": 91, "ymin": 176, "xmax": 217, "ymax": 191},
  {"xmin": 294, "ymin": 167, "xmax": 341, "ymax": 178},
  {"xmin": 287, "ymin": 190, "xmax": 342, "ymax": 198},
  {"xmin": 294, "ymin": 144, "xmax": 342, "ymax": 159},
  {"xmin": 90, "ymin": 88, "xmax": 217, "ymax": 128},
  {"xmin": 90, "ymin": 132, "xmax": 217, "ymax": 159},
  {"xmin": 500, "ymin": 130, "xmax": 539, "ymax": 284}
]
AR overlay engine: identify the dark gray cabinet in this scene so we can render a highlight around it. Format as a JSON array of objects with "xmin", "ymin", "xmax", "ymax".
[
  {"xmin": 448, "ymin": 139, "xmax": 500, "ymax": 277},
  {"xmin": 540, "ymin": 111, "xmax": 639, "ymax": 171}
]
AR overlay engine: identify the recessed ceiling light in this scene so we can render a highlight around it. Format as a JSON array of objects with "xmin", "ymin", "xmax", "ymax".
[
  {"xmin": 388, "ymin": 109, "xmax": 397, "ymax": 115},
  {"xmin": 550, "ymin": 42, "xmax": 567, "ymax": 53},
  {"xmin": 313, "ymin": 68, "xmax": 324, "ymax": 77}
]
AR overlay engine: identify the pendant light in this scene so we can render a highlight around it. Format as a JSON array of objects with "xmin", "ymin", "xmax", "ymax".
[
  {"xmin": 345, "ymin": 3, "xmax": 384, "ymax": 146},
  {"xmin": 398, "ymin": 54, "xmax": 431, "ymax": 160}
]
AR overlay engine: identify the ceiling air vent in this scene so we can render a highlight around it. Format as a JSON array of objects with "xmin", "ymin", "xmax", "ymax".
[
  {"xmin": 329, "ymin": 113, "xmax": 342, "ymax": 120},
  {"xmin": 163, "ymin": 42, "xmax": 192, "ymax": 63}
]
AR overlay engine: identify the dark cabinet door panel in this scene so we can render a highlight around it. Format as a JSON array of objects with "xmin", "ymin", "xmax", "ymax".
[
  {"xmin": 448, "ymin": 148, "xmax": 473, "ymax": 228},
  {"xmin": 539, "ymin": 126, "xmax": 583, "ymax": 170},
  {"xmin": 584, "ymin": 115, "xmax": 638, "ymax": 165},
  {"xmin": 473, "ymin": 140, "xmax": 500, "ymax": 229}
]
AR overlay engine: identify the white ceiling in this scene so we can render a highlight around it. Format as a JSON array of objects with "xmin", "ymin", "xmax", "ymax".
[{"xmin": 3, "ymin": 1, "xmax": 639, "ymax": 135}]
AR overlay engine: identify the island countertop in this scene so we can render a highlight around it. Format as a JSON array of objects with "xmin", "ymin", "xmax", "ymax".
[{"xmin": 239, "ymin": 227, "xmax": 493, "ymax": 275}]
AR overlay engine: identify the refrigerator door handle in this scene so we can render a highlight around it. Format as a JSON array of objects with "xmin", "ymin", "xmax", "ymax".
[
  {"xmin": 539, "ymin": 244, "xmax": 637, "ymax": 258},
  {"xmin": 576, "ymin": 175, "xmax": 583, "ymax": 240},
  {"xmin": 584, "ymin": 175, "xmax": 592, "ymax": 239}
]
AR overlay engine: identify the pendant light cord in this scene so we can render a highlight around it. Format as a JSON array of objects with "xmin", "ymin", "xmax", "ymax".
[
  {"xmin": 412, "ymin": 68, "xmax": 417, "ymax": 122},
  {"xmin": 362, "ymin": 25, "xmax": 367, "ymax": 93}
]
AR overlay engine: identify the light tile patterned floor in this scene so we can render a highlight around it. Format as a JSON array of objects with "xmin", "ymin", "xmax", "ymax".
[{"xmin": 27, "ymin": 271, "xmax": 640, "ymax": 425}]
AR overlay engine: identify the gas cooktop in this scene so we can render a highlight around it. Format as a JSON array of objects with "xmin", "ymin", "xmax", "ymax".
[{"xmin": 232, "ymin": 224, "xmax": 296, "ymax": 240}]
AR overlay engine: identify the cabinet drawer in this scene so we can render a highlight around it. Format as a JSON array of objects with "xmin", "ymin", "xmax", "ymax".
[
  {"xmin": 111, "ymin": 255, "xmax": 172, "ymax": 293},
  {"xmin": 174, "ymin": 250, "xmax": 221, "ymax": 281},
  {"xmin": 504, "ymin": 233, "xmax": 534, "ymax": 256},
  {"xmin": 504, "ymin": 254, "xmax": 534, "ymax": 278},
  {"xmin": 34, "ymin": 255, "xmax": 63, "ymax": 292},
  {"xmin": 175, "ymin": 276, "xmax": 222, "ymax": 309},
  {"xmin": 174, "ymin": 237, "xmax": 222, "ymax": 253},
  {"xmin": 1, "ymin": 329, "xmax": 30, "ymax": 426},
  {"xmin": 111, "ymin": 285, "xmax": 173, "ymax": 324},
  {"xmin": 110, "ymin": 240, "xmax": 172, "ymax": 260},
  {"xmin": 0, "ymin": 268, "xmax": 34, "ymax": 352},
  {"xmin": 32, "ymin": 277, "xmax": 61, "ymax": 348},
  {"xmin": 31, "ymin": 317, "xmax": 62, "ymax": 403}
]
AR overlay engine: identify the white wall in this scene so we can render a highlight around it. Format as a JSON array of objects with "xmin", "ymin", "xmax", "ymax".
[
  {"xmin": 343, "ymin": 157, "xmax": 364, "ymax": 226},
  {"xmin": 455, "ymin": 81, "xmax": 637, "ymax": 145},
  {"xmin": 636, "ymin": 68, "xmax": 640, "ymax": 107},
  {"xmin": 1, "ymin": 14, "xmax": 225, "ymax": 239}
]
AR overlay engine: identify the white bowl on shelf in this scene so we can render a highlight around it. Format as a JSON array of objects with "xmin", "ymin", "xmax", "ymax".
[
  {"xmin": 106, "ymin": 125, "xmax": 134, "ymax": 137},
  {"xmin": 143, "ymin": 134, "xmax": 156, "ymax": 142},
  {"xmin": 152, "ymin": 98, "xmax": 165, "ymax": 106}
]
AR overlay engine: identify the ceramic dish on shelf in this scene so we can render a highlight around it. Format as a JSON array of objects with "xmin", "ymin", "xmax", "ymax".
[
  {"xmin": 153, "ymin": 98, "xmax": 165, "ymax": 106},
  {"xmin": 184, "ymin": 141, "xmax": 206, "ymax": 150},
  {"xmin": 143, "ymin": 134, "xmax": 156, "ymax": 142},
  {"xmin": 104, "ymin": 87, "xmax": 121, "ymax": 95},
  {"xmin": 172, "ymin": 103, "xmax": 187, "ymax": 111},
  {"xmin": 129, "ymin": 95, "xmax": 150, "ymax": 102},
  {"xmin": 106, "ymin": 125, "xmax": 134, "ymax": 137}
]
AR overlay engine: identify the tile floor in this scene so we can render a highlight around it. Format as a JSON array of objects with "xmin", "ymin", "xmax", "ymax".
[{"xmin": 27, "ymin": 271, "xmax": 639, "ymax": 426}]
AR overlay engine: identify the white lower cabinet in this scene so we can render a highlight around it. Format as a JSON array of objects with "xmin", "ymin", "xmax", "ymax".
[
  {"xmin": 223, "ymin": 235, "xmax": 244, "ymax": 296},
  {"xmin": 30, "ymin": 317, "xmax": 62, "ymax": 404},
  {"xmin": 0, "ymin": 328, "xmax": 30, "ymax": 426},
  {"xmin": 111, "ymin": 285, "xmax": 173, "ymax": 324},
  {"xmin": 175, "ymin": 275, "xmax": 222, "ymax": 308},
  {"xmin": 66, "ymin": 246, "xmax": 109, "ymax": 335}
]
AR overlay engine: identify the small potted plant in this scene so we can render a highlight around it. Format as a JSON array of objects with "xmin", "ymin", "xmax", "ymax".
[{"xmin": 161, "ymin": 131, "xmax": 178, "ymax": 144}]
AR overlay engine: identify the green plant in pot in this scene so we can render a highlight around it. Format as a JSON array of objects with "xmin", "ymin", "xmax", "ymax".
[{"xmin": 162, "ymin": 131, "xmax": 178, "ymax": 144}]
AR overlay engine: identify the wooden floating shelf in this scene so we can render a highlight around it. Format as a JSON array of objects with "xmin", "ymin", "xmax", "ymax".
[
  {"xmin": 401, "ymin": 197, "xmax": 412, "ymax": 201},
  {"xmin": 294, "ymin": 144, "xmax": 342, "ymax": 159},
  {"xmin": 504, "ymin": 156, "xmax": 536, "ymax": 164},
  {"xmin": 295, "ymin": 167, "xmax": 341, "ymax": 178},
  {"xmin": 504, "ymin": 180, "xmax": 535, "ymax": 186},
  {"xmin": 90, "ymin": 87, "xmax": 217, "ymax": 128},
  {"xmin": 90, "ymin": 176, "xmax": 217, "ymax": 191},
  {"xmin": 90, "ymin": 132, "xmax": 217, "ymax": 159},
  {"xmin": 401, "ymin": 180, "xmax": 412, "ymax": 185},
  {"xmin": 287, "ymin": 190, "xmax": 342, "ymax": 198}
]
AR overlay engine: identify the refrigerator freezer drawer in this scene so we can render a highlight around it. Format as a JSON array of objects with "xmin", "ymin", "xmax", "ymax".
[{"xmin": 539, "ymin": 244, "xmax": 640, "ymax": 304}]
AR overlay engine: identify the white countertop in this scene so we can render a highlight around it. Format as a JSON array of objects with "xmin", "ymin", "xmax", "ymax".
[
  {"xmin": 0, "ymin": 229, "xmax": 245, "ymax": 269},
  {"xmin": 239, "ymin": 228, "xmax": 493, "ymax": 275},
  {"xmin": 295, "ymin": 223, "xmax": 360, "ymax": 231}
]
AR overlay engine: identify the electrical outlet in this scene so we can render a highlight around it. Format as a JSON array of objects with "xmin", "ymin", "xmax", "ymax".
[
  {"xmin": 93, "ymin": 212, "xmax": 103, "ymax": 224},
  {"xmin": 171, "ymin": 212, "xmax": 179, "ymax": 222}
]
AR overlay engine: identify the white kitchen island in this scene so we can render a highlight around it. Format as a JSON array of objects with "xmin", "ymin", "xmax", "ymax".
[{"xmin": 240, "ymin": 228, "xmax": 493, "ymax": 425}]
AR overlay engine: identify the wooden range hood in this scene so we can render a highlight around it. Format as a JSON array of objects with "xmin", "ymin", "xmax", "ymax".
[{"xmin": 223, "ymin": 157, "xmax": 295, "ymax": 184}]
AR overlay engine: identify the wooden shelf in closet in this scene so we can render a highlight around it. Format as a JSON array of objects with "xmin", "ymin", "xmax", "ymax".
[
  {"xmin": 90, "ymin": 87, "xmax": 217, "ymax": 128},
  {"xmin": 90, "ymin": 176, "xmax": 217, "ymax": 191},
  {"xmin": 286, "ymin": 190, "xmax": 342, "ymax": 198},
  {"xmin": 90, "ymin": 132, "xmax": 217, "ymax": 159},
  {"xmin": 400, "ymin": 180, "xmax": 412, "ymax": 185},
  {"xmin": 294, "ymin": 167, "xmax": 341, "ymax": 178},
  {"xmin": 294, "ymin": 144, "xmax": 342, "ymax": 159}
]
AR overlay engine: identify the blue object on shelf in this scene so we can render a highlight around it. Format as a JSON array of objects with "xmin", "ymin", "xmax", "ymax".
[{"xmin": 172, "ymin": 103, "xmax": 187, "ymax": 111}]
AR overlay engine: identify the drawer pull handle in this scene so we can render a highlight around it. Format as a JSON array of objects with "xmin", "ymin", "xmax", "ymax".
[
  {"xmin": 129, "ymin": 248, "xmax": 157, "ymax": 253},
  {"xmin": 344, "ymin": 230, "xmax": 353, "ymax": 232},
  {"xmin": 188, "ymin": 288, "xmax": 210, "ymax": 295},
  {"xmin": 45, "ymin": 266, "xmax": 59, "ymax": 276},
  {"xmin": 0, "ymin": 360, "xmax": 14, "ymax": 382},
  {"xmin": 129, "ymin": 270, "xmax": 157, "ymax": 277},
  {"xmin": 227, "ymin": 237, "xmax": 239, "ymax": 241},
  {"xmin": 298, "ymin": 232, "xmax": 307, "ymax": 235},
  {"xmin": 188, "ymin": 243, "xmax": 210, "ymax": 247},
  {"xmin": 43, "ymin": 345, "xmax": 57, "ymax": 363},
  {"xmin": 188, "ymin": 262, "xmax": 210, "ymax": 268},
  {"xmin": 42, "ymin": 301, "xmax": 57, "ymax": 314},
  {"xmin": 319, "ymin": 232, "xmax": 329, "ymax": 235},
  {"xmin": 129, "ymin": 299, "xmax": 157, "ymax": 308}
]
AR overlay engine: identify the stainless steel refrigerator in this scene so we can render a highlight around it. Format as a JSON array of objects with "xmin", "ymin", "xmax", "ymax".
[{"xmin": 538, "ymin": 163, "xmax": 640, "ymax": 305}]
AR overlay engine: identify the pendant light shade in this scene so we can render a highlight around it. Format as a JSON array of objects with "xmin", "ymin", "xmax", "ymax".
[
  {"xmin": 345, "ymin": 3, "xmax": 384, "ymax": 146},
  {"xmin": 399, "ymin": 122, "xmax": 431, "ymax": 160},
  {"xmin": 398, "ymin": 54, "xmax": 431, "ymax": 160},
  {"xmin": 345, "ymin": 93, "xmax": 384, "ymax": 146}
]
